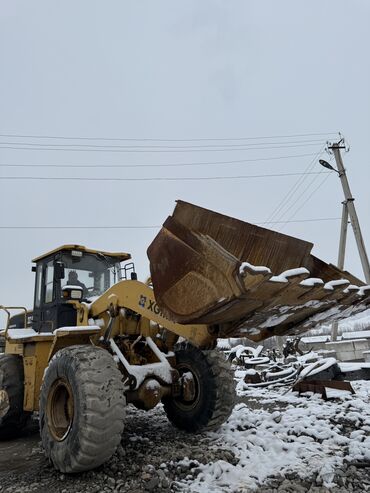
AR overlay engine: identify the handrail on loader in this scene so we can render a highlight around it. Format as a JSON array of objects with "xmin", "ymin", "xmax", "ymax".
[{"xmin": 0, "ymin": 306, "xmax": 28, "ymax": 337}]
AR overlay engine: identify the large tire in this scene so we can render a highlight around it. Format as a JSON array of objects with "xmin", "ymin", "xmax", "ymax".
[
  {"xmin": 39, "ymin": 345, "xmax": 125, "ymax": 473},
  {"xmin": 163, "ymin": 343, "xmax": 235, "ymax": 432},
  {"xmin": 0, "ymin": 354, "xmax": 30, "ymax": 439}
]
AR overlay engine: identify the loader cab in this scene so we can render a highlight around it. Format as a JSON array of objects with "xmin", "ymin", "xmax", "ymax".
[{"xmin": 31, "ymin": 245, "xmax": 131, "ymax": 333}]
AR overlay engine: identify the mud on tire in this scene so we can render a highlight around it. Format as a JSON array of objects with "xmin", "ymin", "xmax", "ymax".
[
  {"xmin": 163, "ymin": 342, "xmax": 236, "ymax": 432},
  {"xmin": 39, "ymin": 345, "xmax": 125, "ymax": 473},
  {"xmin": 0, "ymin": 336, "xmax": 5, "ymax": 354},
  {"xmin": 0, "ymin": 354, "xmax": 30, "ymax": 439}
]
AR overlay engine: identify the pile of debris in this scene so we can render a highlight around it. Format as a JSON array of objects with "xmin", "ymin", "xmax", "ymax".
[{"xmin": 225, "ymin": 339, "xmax": 370, "ymax": 400}]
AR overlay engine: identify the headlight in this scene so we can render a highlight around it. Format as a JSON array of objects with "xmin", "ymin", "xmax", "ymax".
[{"xmin": 62, "ymin": 286, "xmax": 84, "ymax": 300}]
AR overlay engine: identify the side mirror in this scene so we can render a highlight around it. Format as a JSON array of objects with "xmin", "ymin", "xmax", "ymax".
[{"xmin": 55, "ymin": 262, "xmax": 65, "ymax": 280}]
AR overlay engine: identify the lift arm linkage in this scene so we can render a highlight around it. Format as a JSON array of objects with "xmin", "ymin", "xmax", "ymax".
[{"xmin": 88, "ymin": 280, "xmax": 214, "ymax": 348}]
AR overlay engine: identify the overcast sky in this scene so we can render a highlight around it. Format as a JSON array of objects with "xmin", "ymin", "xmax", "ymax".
[{"xmin": 0, "ymin": 1, "xmax": 369, "ymax": 312}]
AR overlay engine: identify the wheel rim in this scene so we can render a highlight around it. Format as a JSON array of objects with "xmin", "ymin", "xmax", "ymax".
[
  {"xmin": 47, "ymin": 379, "xmax": 74, "ymax": 441},
  {"xmin": 175, "ymin": 363, "xmax": 201, "ymax": 411}
]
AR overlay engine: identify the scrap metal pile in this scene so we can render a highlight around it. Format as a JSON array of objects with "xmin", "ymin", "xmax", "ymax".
[
  {"xmin": 227, "ymin": 340, "xmax": 369, "ymax": 399},
  {"xmin": 228, "ymin": 342, "xmax": 326, "ymax": 387}
]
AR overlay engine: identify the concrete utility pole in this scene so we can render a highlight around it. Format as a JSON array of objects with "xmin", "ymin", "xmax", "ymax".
[
  {"xmin": 331, "ymin": 200, "xmax": 349, "ymax": 341},
  {"xmin": 329, "ymin": 141, "xmax": 370, "ymax": 284},
  {"xmin": 320, "ymin": 140, "xmax": 370, "ymax": 341},
  {"xmin": 337, "ymin": 200, "xmax": 349, "ymax": 271}
]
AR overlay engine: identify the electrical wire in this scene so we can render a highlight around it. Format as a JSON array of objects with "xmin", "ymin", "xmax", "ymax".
[
  {"xmin": 0, "ymin": 152, "xmax": 321, "ymax": 169},
  {"xmin": 274, "ymin": 170, "xmax": 326, "ymax": 226},
  {"xmin": 0, "ymin": 138, "xmax": 325, "ymax": 150},
  {"xmin": 272, "ymin": 148, "xmax": 335, "ymax": 227},
  {"xmin": 278, "ymin": 173, "xmax": 333, "ymax": 231},
  {"xmin": 0, "ymin": 171, "xmax": 330, "ymax": 182},
  {"xmin": 0, "ymin": 217, "xmax": 341, "ymax": 230},
  {"xmin": 0, "ymin": 143, "xmax": 325, "ymax": 153},
  {"xmin": 0, "ymin": 131, "xmax": 339, "ymax": 142},
  {"xmin": 264, "ymin": 151, "xmax": 320, "ymax": 223},
  {"xmin": 264, "ymin": 145, "xmax": 325, "ymax": 225}
]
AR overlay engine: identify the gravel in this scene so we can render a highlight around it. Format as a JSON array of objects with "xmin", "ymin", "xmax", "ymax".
[
  {"xmin": 0, "ymin": 395, "xmax": 369, "ymax": 492},
  {"xmin": 0, "ymin": 406, "xmax": 237, "ymax": 493}
]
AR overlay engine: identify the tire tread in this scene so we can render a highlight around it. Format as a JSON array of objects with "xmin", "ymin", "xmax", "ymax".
[
  {"xmin": 163, "ymin": 342, "xmax": 235, "ymax": 433},
  {"xmin": 40, "ymin": 345, "xmax": 125, "ymax": 473}
]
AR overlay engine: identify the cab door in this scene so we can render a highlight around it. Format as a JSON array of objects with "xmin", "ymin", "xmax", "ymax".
[
  {"xmin": 32, "ymin": 259, "xmax": 58, "ymax": 333},
  {"xmin": 32, "ymin": 258, "xmax": 77, "ymax": 333},
  {"xmin": 31, "ymin": 262, "xmax": 44, "ymax": 332}
]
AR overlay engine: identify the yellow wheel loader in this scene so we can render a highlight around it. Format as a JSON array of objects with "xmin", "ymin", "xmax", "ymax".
[{"xmin": 0, "ymin": 201, "xmax": 369, "ymax": 473}]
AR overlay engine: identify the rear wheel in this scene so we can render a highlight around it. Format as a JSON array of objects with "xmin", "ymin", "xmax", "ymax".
[
  {"xmin": 39, "ymin": 345, "xmax": 126, "ymax": 473},
  {"xmin": 0, "ymin": 354, "xmax": 30, "ymax": 439},
  {"xmin": 163, "ymin": 343, "xmax": 235, "ymax": 432}
]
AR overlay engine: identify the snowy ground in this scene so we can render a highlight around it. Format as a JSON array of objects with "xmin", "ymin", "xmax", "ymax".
[
  {"xmin": 181, "ymin": 376, "xmax": 370, "ymax": 492},
  {"xmin": 0, "ymin": 374, "xmax": 369, "ymax": 492}
]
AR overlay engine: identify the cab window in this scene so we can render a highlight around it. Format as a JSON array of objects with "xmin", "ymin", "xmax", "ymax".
[
  {"xmin": 34, "ymin": 264, "xmax": 43, "ymax": 308},
  {"xmin": 60, "ymin": 253, "xmax": 120, "ymax": 299},
  {"xmin": 45, "ymin": 261, "xmax": 54, "ymax": 303}
]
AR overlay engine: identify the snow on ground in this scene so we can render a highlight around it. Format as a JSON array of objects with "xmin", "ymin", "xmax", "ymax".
[
  {"xmin": 178, "ymin": 376, "xmax": 370, "ymax": 492},
  {"xmin": 1, "ymin": 377, "xmax": 370, "ymax": 492}
]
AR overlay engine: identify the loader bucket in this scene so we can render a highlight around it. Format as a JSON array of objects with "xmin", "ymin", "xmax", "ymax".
[{"xmin": 148, "ymin": 201, "xmax": 369, "ymax": 342}]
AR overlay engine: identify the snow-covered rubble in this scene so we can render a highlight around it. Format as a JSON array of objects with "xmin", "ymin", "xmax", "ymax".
[{"xmin": 178, "ymin": 378, "xmax": 370, "ymax": 492}]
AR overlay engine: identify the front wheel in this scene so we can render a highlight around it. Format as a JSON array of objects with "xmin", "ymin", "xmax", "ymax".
[
  {"xmin": 0, "ymin": 354, "xmax": 30, "ymax": 439},
  {"xmin": 163, "ymin": 343, "xmax": 235, "ymax": 432},
  {"xmin": 39, "ymin": 345, "xmax": 126, "ymax": 473}
]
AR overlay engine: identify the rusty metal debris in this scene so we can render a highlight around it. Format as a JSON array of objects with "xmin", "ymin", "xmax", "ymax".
[
  {"xmin": 228, "ymin": 345, "xmax": 300, "ymax": 387},
  {"xmin": 229, "ymin": 343, "xmax": 358, "ymax": 395},
  {"xmin": 233, "ymin": 344, "xmax": 358, "ymax": 400},
  {"xmin": 242, "ymin": 364, "xmax": 298, "ymax": 387},
  {"xmin": 282, "ymin": 337, "xmax": 312, "ymax": 358},
  {"xmin": 293, "ymin": 379, "xmax": 355, "ymax": 400},
  {"xmin": 244, "ymin": 372, "xmax": 262, "ymax": 384}
]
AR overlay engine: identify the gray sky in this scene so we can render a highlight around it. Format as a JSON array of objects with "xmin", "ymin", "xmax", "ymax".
[{"xmin": 1, "ymin": 0, "xmax": 369, "ymax": 311}]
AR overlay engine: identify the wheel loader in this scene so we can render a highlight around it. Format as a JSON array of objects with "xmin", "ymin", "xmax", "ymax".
[{"xmin": 0, "ymin": 201, "xmax": 369, "ymax": 473}]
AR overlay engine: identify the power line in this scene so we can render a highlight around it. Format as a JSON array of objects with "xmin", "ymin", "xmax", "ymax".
[
  {"xmin": 0, "ymin": 132, "xmax": 338, "ymax": 142},
  {"xmin": 263, "ymin": 217, "xmax": 340, "ymax": 225},
  {"xmin": 264, "ymin": 145, "xmax": 325, "ymax": 225},
  {"xmin": 278, "ymin": 173, "xmax": 333, "ymax": 231},
  {"xmin": 0, "ymin": 139, "xmax": 325, "ymax": 150},
  {"xmin": 275, "ymin": 170, "xmax": 327, "ymax": 225},
  {"xmin": 0, "ymin": 171, "xmax": 330, "ymax": 182},
  {"xmin": 0, "ymin": 143, "xmax": 326, "ymax": 153},
  {"xmin": 0, "ymin": 217, "xmax": 341, "ymax": 230},
  {"xmin": 264, "ymin": 149, "xmax": 321, "ymax": 223},
  {"xmin": 272, "ymin": 148, "xmax": 333, "ymax": 228},
  {"xmin": 0, "ymin": 152, "xmax": 321, "ymax": 169}
]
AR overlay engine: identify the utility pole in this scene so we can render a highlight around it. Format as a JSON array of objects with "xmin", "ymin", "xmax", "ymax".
[
  {"xmin": 337, "ymin": 200, "xmax": 349, "ymax": 271},
  {"xmin": 328, "ymin": 141, "xmax": 370, "ymax": 284},
  {"xmin": 320, "ymin": 140, "xmax": 370, "ymax": 341},
  {"xmin": 331, "ymin": 200, "xmax": 349, "ymax": 341}
]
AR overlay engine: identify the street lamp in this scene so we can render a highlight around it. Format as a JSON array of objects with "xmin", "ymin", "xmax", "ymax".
[{"xmin": 319, "ymin": 159, "xmax": 340, "ymax": 174}]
